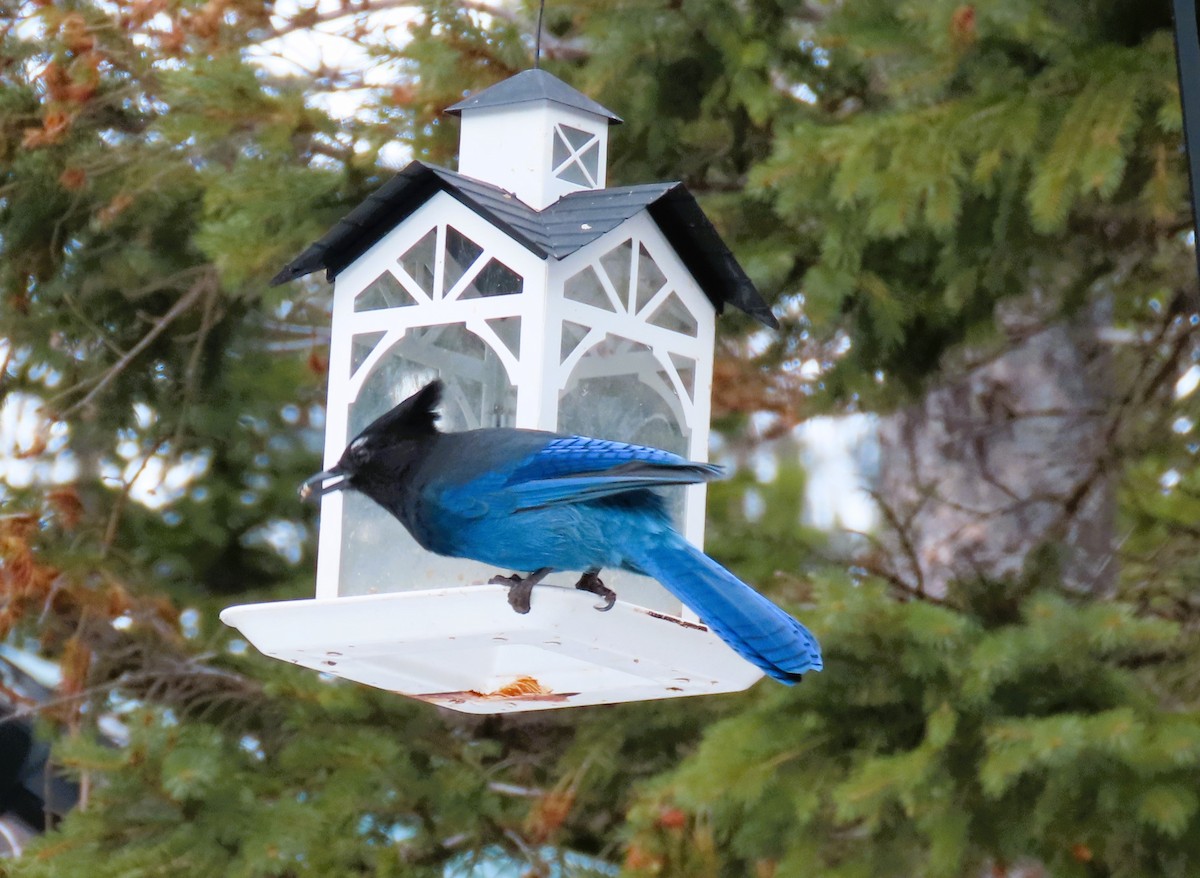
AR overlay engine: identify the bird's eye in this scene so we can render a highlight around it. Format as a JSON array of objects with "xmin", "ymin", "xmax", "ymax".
[{"xmin": 348, "ymin": 440, "xmax": 371, "ymax": 465}]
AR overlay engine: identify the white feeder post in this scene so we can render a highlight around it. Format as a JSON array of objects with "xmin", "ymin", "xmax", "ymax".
[{"xmin": 221, "ymin": 70, "xmax": 780, "ymax": 713}]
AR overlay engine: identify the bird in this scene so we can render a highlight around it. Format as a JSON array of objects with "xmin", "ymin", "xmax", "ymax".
[{"xmin": 300, "ymin": 380, "xmax": 823, "ymax": 683}]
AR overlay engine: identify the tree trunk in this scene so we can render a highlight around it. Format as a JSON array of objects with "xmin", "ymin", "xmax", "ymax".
[{"xmin": 874, "ymin": 318, "xmax": 1114, "ymax": 600}]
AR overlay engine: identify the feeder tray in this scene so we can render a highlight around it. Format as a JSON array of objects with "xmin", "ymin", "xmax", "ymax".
[{"xmin": 221, "ymin": 583, "xmax": 760, "ymax": 714}]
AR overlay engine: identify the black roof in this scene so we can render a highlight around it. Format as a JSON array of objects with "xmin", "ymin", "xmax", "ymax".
[
  {"xmin": 445, "ymin": 69, "xmax": 622, "ymax": 125},
  {"xmin": 273, "ymin": 162, "xmax": 777, "ymax": 328}
]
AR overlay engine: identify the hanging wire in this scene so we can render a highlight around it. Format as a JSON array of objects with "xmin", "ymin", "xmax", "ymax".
[{"xmin": 534, "ymin": 0, "xmax": 546, "ymax": 68}]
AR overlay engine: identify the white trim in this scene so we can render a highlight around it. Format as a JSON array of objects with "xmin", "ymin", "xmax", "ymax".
[
  {"xmin": 432, "ymin": 223, "xmax": 447, "ymax": 300},
  {"xmin": 348, "ymin": 327, "xmax": 406, "ymax": 397},
  {"xmin": 556, "ymin": 326, "xmax": 607, "ymax": 385},
  {"xmin": 656, "ymin": 345, "xmax": 697, "ymax": 409},
  {"xmin": 516, "ymin": 260, "xmax": 552, "ymax": 428},
  {"xmin": 558, "ymin": 300, "xmax": 708, "ymax": 361},
  {"xmin": 633, "ymin": 279, "xmax": 674, "ymax": 319},
  {"xmin": 466, "ymin": 318, "xmax": 521, "ymax": 381},
  {"xmin": 592, "ymin": 256, "xmax": 625, "ymax": 313},
  {"xmin": 346, "ymin": 294, "xmax": 531, "ymax": 332},
  {"xmin": 391, "ymin": 261, "xmax": 434, "ymax": 305}
]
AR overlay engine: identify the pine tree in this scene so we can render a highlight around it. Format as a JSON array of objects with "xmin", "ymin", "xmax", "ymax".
[
  {"xmin": 611, "ymin": 1, "xmax": 1200, "ymax": 875},
  {"xmin": 3, "ymin": 1, "xmax": 1200, "ymax": 877}
]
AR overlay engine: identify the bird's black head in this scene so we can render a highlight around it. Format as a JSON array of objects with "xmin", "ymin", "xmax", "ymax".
[{"xmin": 300, "ymin": 379, "xmax": 443, "ymax": 502}]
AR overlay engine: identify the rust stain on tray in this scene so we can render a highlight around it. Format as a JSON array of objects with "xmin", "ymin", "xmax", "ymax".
[
  {"xmin": 414, "ymin": 675, "xmax": 577, "ymax": 704},
  {"xmin": 640, "ymin": 609, "xmax": 708, "ymax": 631}
]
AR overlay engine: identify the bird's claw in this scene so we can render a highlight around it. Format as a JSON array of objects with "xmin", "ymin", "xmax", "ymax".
[
  {"xmin": 490, "ymin": 568, "xmax": 552, "ymax": 615},
  {"xmin": 575, "ymin": 572, "xmax": 616, "ymax": 612},
  {"xmin": 508, "ymin": 581, "xmax": 534, "ymax": 614}
]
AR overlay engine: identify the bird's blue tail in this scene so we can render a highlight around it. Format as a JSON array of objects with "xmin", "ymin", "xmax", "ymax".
[{"xmin": 628, "ymin": 532, "xmax": 822, "ymax": 683}]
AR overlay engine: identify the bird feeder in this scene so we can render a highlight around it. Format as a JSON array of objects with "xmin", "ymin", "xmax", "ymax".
[{"xmin": 221, "ymin": 70, "xmax": 780, "ymax": 713}]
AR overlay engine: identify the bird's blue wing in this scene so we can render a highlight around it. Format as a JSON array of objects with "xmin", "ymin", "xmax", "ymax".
[{"xmin": 503, "ymin": 436, "xmax": 723, "ymax": 510}]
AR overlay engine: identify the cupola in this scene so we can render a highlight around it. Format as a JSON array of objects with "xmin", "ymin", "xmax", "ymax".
[{"xmin": 445, "ymin": 68, "xmax": 621, "ymax": 209}]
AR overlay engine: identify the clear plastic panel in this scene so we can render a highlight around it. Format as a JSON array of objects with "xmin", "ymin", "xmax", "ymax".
[
  {"xmin": 633, "ymin": 244, "xmax": 668, "ymax": 313},
  {"xmin": 669, "ymin": 351, "xmax": 697, "ymax": 402},
  {"xmin": 351, "ymin": 332, "xmax": 387, "ymax": 376},
  {"xmin": 552, "ymin": 128, "xmax": 572, "ymax": 168},
  {"xmin": 339, "ymin": 324, "xmax": 517, "ymax": 596},
  {"xmin": 398, "ymin": 229, "xmax": 436, "ymax": 296},
  {"xmin": 561, "ymin": 125, "xmax": 594, "ymax": 151},
  {"xmin": 578, "ymin": 142, "xmax": 600, "ymax": 182},
  {"xmin": 646, "ymin": 291, "xmax": 698, "ymax": 337},
  {"xmin": 356, "ymin": 272, "xmax": 416, "ymax": 311},
  {"xmin": 558, "ymin": 336, "xmax": 688, "ymax": 453},
  {"xmin": 558, "ymin": 159, "xmax": 591, "ymax": 187},
  {"xmin": 459, "ymin": 257, "xmax": 523, "ymax": 300},
  {"xmin": 557, "ymin": 336, "xmax": 691, "ymax": 614},
  {"xmin": 485, "ymin": 316, "xmax": 521, "ymax": 359},
  {"xmin": 564, "ymin": 265, "xmax": 616, "ymax": 312},
  {"xmin": 599, "ymin": 240, "xmax": 633, "ymax": 307},
  {"xmin": 554, "ymin": 126, "xmax": 598, "ymax": 188},
  {"xmin": 560, "ymin": 320, "xmax": 590, "ymax": 363},
  {"xmin": 443, "ymin": 227, "xmax": 484, "ymax": 296}
]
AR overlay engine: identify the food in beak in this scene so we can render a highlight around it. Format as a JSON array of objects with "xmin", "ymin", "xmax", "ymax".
[{"xmin": 299, "ymin": 470, "xmax": 346, "ymax": 501}]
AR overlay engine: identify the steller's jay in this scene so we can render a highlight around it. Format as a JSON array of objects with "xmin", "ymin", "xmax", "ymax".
[{"xmin": 300, "ymin": 380, "xmax": 822, "ymax": 683}]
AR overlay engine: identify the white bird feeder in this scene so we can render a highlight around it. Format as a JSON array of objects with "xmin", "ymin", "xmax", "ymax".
[{"xmin": 221, "ymin": 70, "xmax": 780, "ymax": 713}]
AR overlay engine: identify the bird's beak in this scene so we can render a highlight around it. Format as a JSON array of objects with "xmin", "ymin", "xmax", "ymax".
[{"xmin": 299, "ymin": 468, "xmax": 348, "ymax": 502}]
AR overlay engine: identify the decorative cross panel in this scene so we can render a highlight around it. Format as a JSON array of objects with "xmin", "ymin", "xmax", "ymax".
[
  {"xmin": 551, "ymin": 123, "xmax": 602, "ymax": 189},
  {"xmin": 552, "ymin": 213, "xmax": 714, "ymax": 464},
  {"xmin": 544, "ymin": 214, "xmax": 717, "ymax": 612}
]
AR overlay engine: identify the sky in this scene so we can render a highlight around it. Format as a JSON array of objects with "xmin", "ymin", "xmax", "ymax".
[{"xmin": 248, "ymin": 0, "xmax": 427, "ymax": 167}]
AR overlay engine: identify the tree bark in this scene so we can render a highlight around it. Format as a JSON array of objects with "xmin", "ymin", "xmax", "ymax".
[{"xmin": 875, "ymin": 318, "xmax": 1114, "ymax": 600}]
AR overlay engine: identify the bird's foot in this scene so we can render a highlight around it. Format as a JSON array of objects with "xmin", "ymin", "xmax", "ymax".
[
  {"xmin": 490, "ymin": 568, "xmax": 553, "ymax": 615},
  {"xmin": 574, "ymin": 571, "xmax": 616, "ymax": 612}
]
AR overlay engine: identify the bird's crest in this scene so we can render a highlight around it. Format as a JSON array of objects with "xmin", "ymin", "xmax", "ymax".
[{"xmin": 359, "ymin": 379, "xmax": 443, "ymax": 440}]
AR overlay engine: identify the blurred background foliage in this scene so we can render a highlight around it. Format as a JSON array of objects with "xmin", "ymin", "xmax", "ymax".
[{"xmin": 2, "ymin": 0, "xmax": 1199, "ymax": 876}]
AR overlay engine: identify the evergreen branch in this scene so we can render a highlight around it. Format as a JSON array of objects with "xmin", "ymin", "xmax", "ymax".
[
  {"xmin": 0, "ymin": 677, "xmax": 37, "ymax": 710},
  {"xmin": 61, "ymin": 291, "xmax": 129, "ymax": 360},
  {"xmin": 253, "ymin": 318, "xmax": 332, "ymax": 339},
  {"xmin": 500, "ymin": 826, "xmax": 543, "ymax": 872},
  {"xmin": 172, "ymin": 284, "xmax": 222, "ymax": 448},
  {"xmin": 487, "ymin": 781, "xmax": 544, "ymax": 798},
  {"xmin": 56, "ymin": 271, "xmax": 213, "ymax": 417},
  {"xmin": 100, "ymin": 434, "xmax": 168, "ymax": 559},
  {"xmin": 858, "ymin": 549, "xmax": 948, "ymax": 604},
  {"xmin": 1018, "ymin": 306, "xmax": 1194, "ymax": 595},
  {"xmin": 263, "ymin": 0, "xmax": 422, "ymax": 41},
  {"xmin": 0, "ymin": 659, "xmax": 266, "ymax": 729},
  {"xmin": 308, "ymin": 138, "xmax": 356, "ymax": 164},
  {"xmin": 82, "ymin": 615, "xmax": 274, "ymax": 732},
  {"xmin": 0, "ymin": 340, "xmax": 12, "ymax": 398},
  {"xmin": 260, "ymin": 0, "xmax": 590, "ymax": 62},
  {"xmin": 866, "ymin": 487, "xmax": 927, "ymax": 597},
  {"xmin": 0, "ymin": 677, "xmax": 126, "ymax": 725},
  {"xmin": 455, "ymin": 1, "xmax": 589, "ymax": 62}
]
